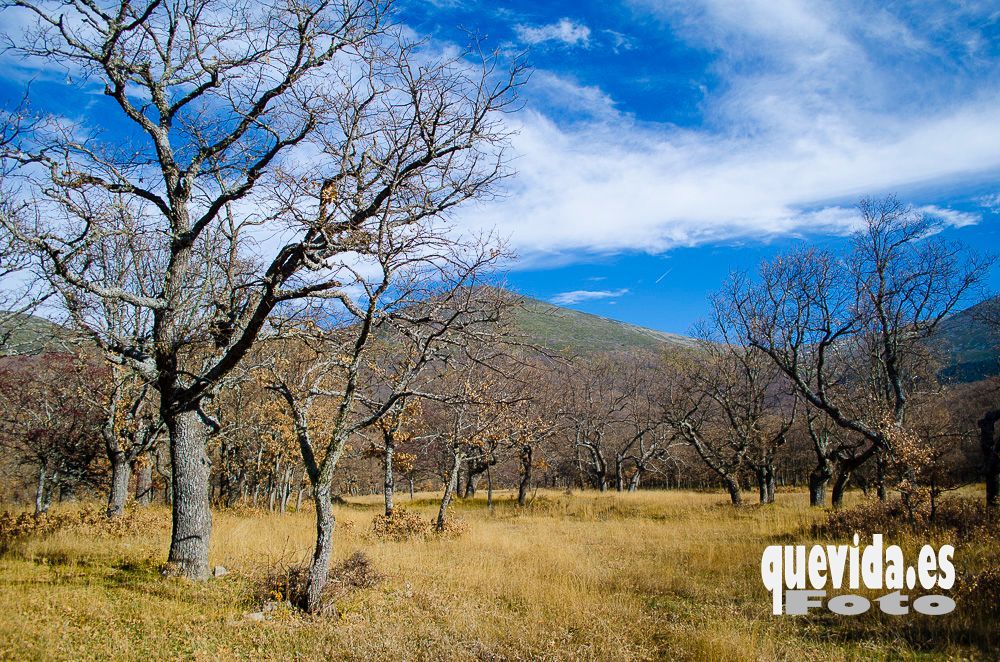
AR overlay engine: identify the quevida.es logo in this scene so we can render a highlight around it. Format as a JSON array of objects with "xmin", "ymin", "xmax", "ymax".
[{"xmin": 761, "ymin": 534, "xmax": 955, "ymax": 616}]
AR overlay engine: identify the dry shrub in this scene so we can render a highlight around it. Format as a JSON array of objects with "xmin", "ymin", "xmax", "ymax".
[
  {"xmin": 0, "ymin": 506, "xmax": 155, "ymax": 554},
  {"xmin": 434, "ymin": 515, "xmax": 468, "ymax": 537},
  {"xmin": 332, "ymin": 550, "xmax": 382, "ymax": 593},
  {"xmin": 815, "ymin": 495, "xmax": 998, "ymax": 542},
  {"xmin": 253, "ymin": 563, "xmax": 310, "ymax": 610},
  {"xmin": 957, "ymin": 565, "xmax": 1000, "ymax": 621},
  {"xmin": 254, "ymin": 551, "xmax": 383, "ymax": 616},
  {"xmin": 370, "ymin": 508, "xmax": 427, "ymax": 541},
  {"xmin": 217, "ymin": 503, "xmax": 272, "ymax": 518}
]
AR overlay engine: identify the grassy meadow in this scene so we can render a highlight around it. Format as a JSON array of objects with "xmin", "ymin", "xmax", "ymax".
[{"xmin": 0, "ymin": 489, "xmax": 995, "ymax": 661}]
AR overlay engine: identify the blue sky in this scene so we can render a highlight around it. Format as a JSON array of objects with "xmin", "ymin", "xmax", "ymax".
[
  {"xmin": 397, "ymin": 0, "xmax": 1000, "ymax": 334},
  {"xmin": 2, "ymin": 1, "xmax": 999, "ymax": 335}
]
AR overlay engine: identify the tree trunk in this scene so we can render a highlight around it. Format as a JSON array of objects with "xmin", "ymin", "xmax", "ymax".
[
  {"xmin": 754, "ymin": 465, "xmax": 776, "ymax": 504},
  {"xmin": 809, "ymin": 461, "xmax": 832, "ymax": 507},
  {"xmin": 166, "ymin": 408, "xmax": 212, "ymax": 580},
  {"xmin": 135, "ymin": 458, "xmax": 153, "ymax": 506},
  {"xmin": 614, "ymin": 456, "xmax": 624, "ymax": 492},
  {"xmin": 269, "ymin": 458, "xmax": 280, "ymax": 511},
  {"xmin": 486, "ymin": 464, "xmax": 493, "ymax": 511},
  {"xmin": 627, "ymin": 469, "xmax": 641, "ymax": 492},
  {"xmin": 436, "ymin": 447, "xmax": 463, "ymax": 531},
  {"xmin": 45, "ymin": 471, "xmax": 57, "ymax": 510},
  {"xmin": 518, "ymin": 445, "xmax": 532, "ymax": 507},
  {"xmin": 875, "ymin": 453, "xmax": 887, "ymax": 502},
  {"xmin": 408, "ymin": 476, "xmax": 414, "ymax": 500},
  {"xmin": 107, "ymin": 455, "xmax": 132, "ymax": 518},
  {"xmin": 456, "ymin": 463, "xmax": 466, "ymax": 499},
  {"xmin": 304, "ymin": 487, "xmax": 335, "ymax": 614},
  {"xmin": 464, "ymin": 468, "xmax": 477, "ymax": 498},
  {"xmin": 34, "ymin": 464, "xmax": 47, "ymax": 515},
  {"xmin": 280, "ymin": 466, "xmax": 293, "ymax": 514},
  {"xmin": 724, "ymin": 476, "xmax": 743, "ymax": 506},
  {"xmin": 383, "ymin": 438, "xmax": 395, "ymax": 517},
  {"xmin": 832, "ymin": 470, "xmax": 851, "ymax": 509}
]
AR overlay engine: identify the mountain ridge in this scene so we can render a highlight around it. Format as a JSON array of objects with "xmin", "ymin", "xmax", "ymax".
[{"xmin": 2, "ymin": 294, "xmax": 997, "ymax": 382}]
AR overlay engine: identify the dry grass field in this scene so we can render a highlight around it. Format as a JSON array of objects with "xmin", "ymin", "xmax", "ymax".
[{"xmin": 0, "ymin": 489, "xmax": 995, "ymax": 661}]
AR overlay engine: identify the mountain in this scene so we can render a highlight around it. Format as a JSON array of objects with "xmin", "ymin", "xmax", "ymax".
[
  {"xmin": 511, "ymin": 295, "xmax": 698, "ymax": 356},
  {"xmin": 0, "ymin": 313, "xmax": 79, "ymax": 356},
  {"xmin": 513, "ymin": 294, "xmax": 1000, "ymax": 382},
  {"xmin": 930, "ymin": 296, "xmax": 1000, "ymax": 383},
  {"xmin": 2, "ymin": 294, "xmax": 996, "ymax": 381}
]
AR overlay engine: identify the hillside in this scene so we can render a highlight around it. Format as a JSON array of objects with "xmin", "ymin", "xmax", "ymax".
[
  {"xmin": 2, "ymin": 295, "xmax": 997, "ymax": 380},
  {"xmin": 0, "ymin": 313, "xmax": 79, "ymax": 356},
  {"xmin": 513, "ymin": 293, "xmax": 1000, "ymax": 381},
  {"xmin": 512, "ymin": 295, "xmax": 698, "ymax": 356},
  {"xmin": 931, "ymin": 296, "xmax": 1000, "ymax": 383}
]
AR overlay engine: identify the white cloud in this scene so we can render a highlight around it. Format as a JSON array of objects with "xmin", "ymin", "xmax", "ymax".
[
  {"xmin": 464, "ymin": 99, "xmax": 1000, "ymax": 261},
  {"xmin": 603, "ymin": 29, "xmax": 635, "ymax": 54},
  {"xmin": 976, "ymin": 193, "xmax": 1000, "ymax": 212},
  {"xmin": 551, "ymin": 288, "xmax": 629, "ymax": 305},
  {"xmin": 515, "ymin": 18, "xmax": 591, "ymax": 47},
  {"xmin": 917, "ymin": 205, "xmax": 981, "ymax": 228},
  {"xmin": 454, "ymin": 1, "xmax": 1000, "ymax": 263},
  {"xmin": 526, "ymin": 71, "xmax": 619, "ymax": 120}
]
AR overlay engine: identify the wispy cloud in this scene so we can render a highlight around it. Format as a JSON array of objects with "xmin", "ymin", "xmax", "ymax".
[
  {"xmin": 976, "ymin": 193, "xmax": 1000, "ymax": 213},
  {"xmin": 603, "ymin": 29, "xmax": 634, "ymax": 54},
  {"xmin": 918, "ymin": 205, "xmax": 981, "ymax": 228},
  {"xmin": 525, "ymin": 71, "xmax": 618, "ymax": 121},
  {"xmin": 551, "ymin": 288, "xmax": 629, "ymax": 305},
  {"xmin": 515, "ymin": 18, "xmax": 591, "ymax": 47},
  {"xmin": 460, "ymin": 1, "xmax": 1000, "ymax": 262}
]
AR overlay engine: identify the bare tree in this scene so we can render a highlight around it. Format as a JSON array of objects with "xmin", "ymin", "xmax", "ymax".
[
  {"xmin": 428, "ymin": 339, "xmax": 525, "ymax": 528},
  {"xmin": 0, "ymin": 101, "xmax": 49, "ymax": 349},
  {"xmin": 728, "ymin": 196, "xmax": 990, "ymax": 501},
  {"xmin": 1, "ymin": 0, "xmax": 520, "ymax": 578},
  {"xmin": 0, "ymin": 353, "xmax": 105, "ymax": 512},
  {"xmin": 91, "ymin": 365, "xmax": 162, "ymax": 516},
  {"xmin": 509, "ymin": 367, "xmax": 560, "ymax": 505},
  {"xmin": 558, "ymin": 355, "xmax": 636, "ymax": 492},
  {"xmin": 267, "ymin": 267, "xmax": 513, "ymax": 613},
  {"xmin": 799, "ymin": 404, "xmax": 875, "ymax": 507},
  {"xmin": 369, "ymin": 396, "xmax": 420, "ymax": 517},
  {"xmin": 662, "ymin": 297, "xmax": 795, "ymax": 506}
]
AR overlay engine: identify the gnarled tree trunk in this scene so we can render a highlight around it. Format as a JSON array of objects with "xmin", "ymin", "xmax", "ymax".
[
  {"xmin": 305, "ymin": 487, "xmax": 335, "ymax": 614},
  {"xmin": 809, "ymin": 465, "xmax": 830, "ymax": 507},
  {"xmin": 383, "ymin": 436, "xmax": 395, "ymax": 517},
  {"xmin": 107, "ymin": 455, "xmax": 132, "ymax": 517},
  {"xmin": 831, "ymin": 470, "xmax": 852, "ymax": 509},
  {"xmin": 464, "ymin": 468, "xmax": 477, "ymax": 498},
  {"xmin": 724, "ymin": 476, "xmax": 743, "ymax": 506},
  {"xmin": 135, "ymin": 458, "xmax": 153, "ymax": 506},
  {"xmin": 436, "ymin": 447, "xmax": 463, "ymax": 531},
  {"xmin": 756, "ymin": 465, "xmax": 776, "ymax": 504},
  {"xmin": 166, "ymin": 408, "xmax": 212, "ymax": 580},
  {"xmin": 518, "ymin": 444, "xmax": 532, "ymax": 507}
]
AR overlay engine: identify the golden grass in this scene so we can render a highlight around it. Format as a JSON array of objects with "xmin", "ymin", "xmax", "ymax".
[{"xmin": 0, "ymin": 489, "xmax": 993, "ymax": 661}]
